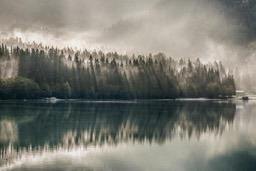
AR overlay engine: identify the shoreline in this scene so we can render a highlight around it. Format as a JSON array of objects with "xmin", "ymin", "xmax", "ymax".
[{"xmin": 0, "ymin": 97, "xmax": 240, "ymax": 104}]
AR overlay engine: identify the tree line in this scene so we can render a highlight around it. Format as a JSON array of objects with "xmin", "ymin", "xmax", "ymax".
[{"xmin": 0, "ymin": 43, "xmax": 236, "ymax": 99}]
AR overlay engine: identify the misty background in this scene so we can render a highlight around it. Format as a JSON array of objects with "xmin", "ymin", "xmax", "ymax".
[{"xmin": 0, "ymin": 0, "xmax": 255, "ymax": 91}]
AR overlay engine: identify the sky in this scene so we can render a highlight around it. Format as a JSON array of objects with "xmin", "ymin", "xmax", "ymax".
[
  {"xmin": 0, "ymin": 0, "xmax": 255, "ymax": 90},
  {"xmin": 0, "ymin": 0, "xmax": 243, "ymax": 56}
]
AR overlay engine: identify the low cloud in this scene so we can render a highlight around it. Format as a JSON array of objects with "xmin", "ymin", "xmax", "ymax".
[{"xmin": 1, "ymin": 0, "xmax": 256, "ymax": 90}]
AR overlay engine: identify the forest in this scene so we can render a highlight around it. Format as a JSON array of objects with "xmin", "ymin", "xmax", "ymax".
[{"xmin": 0, "ymin": 42, "xmax": 236, "ymax": 99}]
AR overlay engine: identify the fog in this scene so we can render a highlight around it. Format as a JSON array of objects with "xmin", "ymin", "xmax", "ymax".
[{"xmin": 0, "ymin": 0, "xmax": 255, "ymax": 91}]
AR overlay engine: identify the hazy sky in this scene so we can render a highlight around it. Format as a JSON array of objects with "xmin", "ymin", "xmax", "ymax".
[
  {"xmin": 0, "ymin": 0, "xmax": 255, "ymax": 68},
  {"xmin": 0, "ymin": 0, "xmax": 241, "ymax": 56}
]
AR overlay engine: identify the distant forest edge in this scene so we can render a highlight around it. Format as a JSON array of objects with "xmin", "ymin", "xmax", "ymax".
[{"xmin": 0, "ymin": 43, "xmax": 235, "ymax": 99}]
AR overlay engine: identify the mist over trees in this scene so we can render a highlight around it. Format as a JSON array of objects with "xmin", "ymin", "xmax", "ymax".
[{"xmin": 0, "ymin": 42, "xmax": 236, "ymax": 99}]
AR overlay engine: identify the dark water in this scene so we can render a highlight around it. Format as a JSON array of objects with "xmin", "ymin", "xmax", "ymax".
[{"xmin": 0, "ymin": 100, "xmax": 255, "ymax": 171}]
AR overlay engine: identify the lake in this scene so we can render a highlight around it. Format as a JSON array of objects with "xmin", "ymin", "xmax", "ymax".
[{"xmin": 0, "ymin": 100, "xmax": 255, "ymax": 171}]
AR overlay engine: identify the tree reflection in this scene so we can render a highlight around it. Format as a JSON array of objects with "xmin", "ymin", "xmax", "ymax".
[{"xmin": 0, "ymin": 101, "xmax": 236, "ymax": 165}]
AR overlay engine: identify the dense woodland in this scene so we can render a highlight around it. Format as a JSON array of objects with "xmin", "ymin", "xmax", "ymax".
[{"xmin": 0, "ymin": 42, "xmax": 236, "ymax": 99}]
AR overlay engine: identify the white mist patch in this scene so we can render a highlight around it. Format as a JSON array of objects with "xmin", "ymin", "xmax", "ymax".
[
  {"xmin": 0, "ymin": 57, "xmax": 18, "ymax": 79},
  {"xmin": 0, "ymin": 119, "xmax": 18, "ymax": 144}
]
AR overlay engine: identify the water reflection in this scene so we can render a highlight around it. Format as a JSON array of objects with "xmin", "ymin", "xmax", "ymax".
[{"xmin": 1, "ymin": 100, "xmax": 254, "ymax": 171}]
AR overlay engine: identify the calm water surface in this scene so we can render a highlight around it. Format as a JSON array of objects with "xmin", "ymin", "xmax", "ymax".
[{"xmin": 0, "ymin": 100, "xmax": 255, "ymax": 171}]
